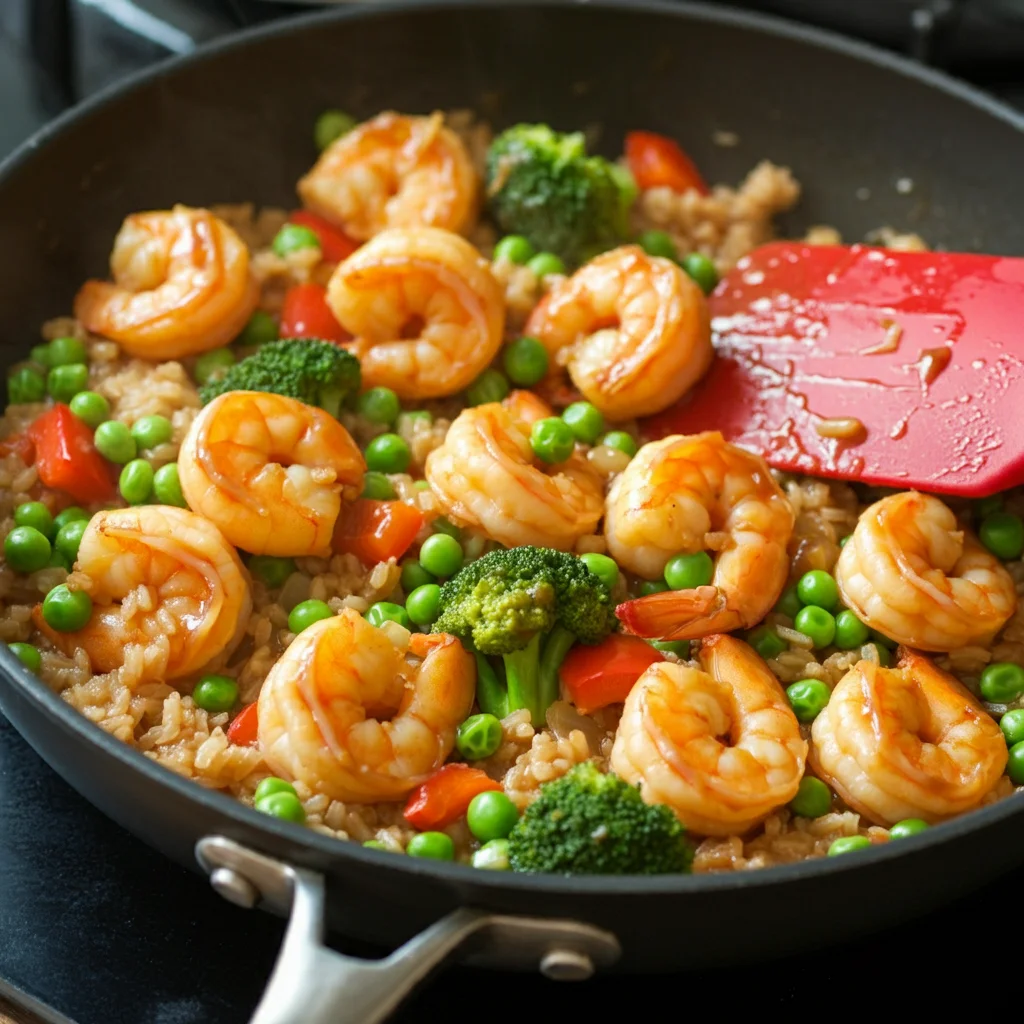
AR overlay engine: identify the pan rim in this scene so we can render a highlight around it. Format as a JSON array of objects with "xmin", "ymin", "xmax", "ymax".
[{"xmin": 2, "ymin": 0, "xmax": 1024, "ymax": 896}]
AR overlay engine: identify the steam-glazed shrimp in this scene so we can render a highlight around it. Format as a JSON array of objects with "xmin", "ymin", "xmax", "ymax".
[
  {"xmin": 424, "ymin": 394, "xmax": 604, "ymax": 550},
  {"xmin": 178, "ymin": 391, "xmax": 365, "ymax": 558},
  {"xmin": 811, "ymin": 649, "xmax": 1007, "ymax": 825},
  {"xmin": 327, "ymin": 227, "xmax": 504, "ymax": 399},
  {"xmin": 612, "ymin": 432, "xmax": 794, "ymax": 640},
  {"xmin": 611, "ymin": 634, "xmax": 807, "ymax": 836},
  {"xmin": 297, "ymin": 112, "xmax": 478, "ymax": 240},
  {"xmin": 257, "ymin": 610, "xmax": 475, "ymax": 802},
  {"xmin": 835, "ymin": 491, "xmax": 1017, "ymax": 651},
  {"xmin": 524, "ymin": 245, "xmax": 712, "ymax": 421},
  {"xmin": 73, "ymin": 206, "xmax": 258, "ymax": 360},
  {"xmin": 33, "ymin": 506, "xmax": 250, "ymax": 679}
]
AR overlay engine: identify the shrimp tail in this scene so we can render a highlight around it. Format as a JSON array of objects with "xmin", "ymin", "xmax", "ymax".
[{"xmin": 616, "ymin": 586, "xmax": 744, "ymax": 641}]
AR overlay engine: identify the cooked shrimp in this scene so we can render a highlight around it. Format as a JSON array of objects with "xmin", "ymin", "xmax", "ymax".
[
  {"xmin": 524, "ymin": 245, "xmax": 712, "ymax": 422},
  {"xmin": 611, "ymin": 634, "xmax": 806, "ymax": 836},
  {"xmin": 810, "ymin": 649, "xmax": 1007, "ymax": 825},
  {"xmin": 297, "ymin": 112, "xmax": 478, "ymax": 240},
  {"xmin": 257, "ymin": 610, "xmax": 475, "ymax": 802},
  {"xmin": 835, "ymin": 491, "xmax": 1017, "ymax": 651},
  {"xmin": 73, "ymin": 205, "xmax": 258, "ymax": 360},
  {"xmin": 33, "ymin": 506, "xmax": 250, "ymax": 680},
  {"xmin": 178, "ymin": 391, "xmax": 365, "ymax": 558},
  {"xmin": 326, "ymin": 227, "xmax": 504, "ymax": 399},
  {"xmin": 424, "ymin": 394, "xmax": 604, "ymax": 550},
  {"xmin": 612, "ymin": 432, "xmax": 795, "ymax": 640}
]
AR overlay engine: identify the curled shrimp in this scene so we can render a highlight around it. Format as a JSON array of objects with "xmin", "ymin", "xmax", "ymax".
[
  {"xmin": 810, "ymin": 649, "xmax": 1007, "ymax": 825},
  {"xmin": 33, "ymin": 506, "xmax": 250, "ymax": 679},
  {"xmin": 612, "ymin": 432, "xmax": 794, "ymax": 640},
  {"xmin": 610, "ymin": 634, "xmax": 807, "ymax": 836},
  {"xmin": 424, "ymin": 392, "xmax": 604, "ymax": 550},
  {"xmin": 257, "ymin": 610, "xmax": 475, "ymax": 802},
  {"xmin": 178, "ymin": 391, "xmax": 365, "ymax": 558},
  {"xmin": 73, "ymin": 206, "xmax": 258, "ymax": 360},
  {"xmin": 326, "ymin": 227, "xmax": 505, "ymax": 400},
  {"xmin": 835, "ymin": 491, "xmax": 1017, "ymax": 651},
  {"xmin": 297, "ymin": 112, "xmax": 478, "ymax": 240},
  {"xmin": 524, "ymin": 245, "xmax": 712, "ymax": 422}
]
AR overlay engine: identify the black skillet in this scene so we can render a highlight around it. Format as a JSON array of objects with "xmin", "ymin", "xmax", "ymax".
[{"xmin": 2, "ymin": 1, "xmax": 1024, "ymax": 1020}]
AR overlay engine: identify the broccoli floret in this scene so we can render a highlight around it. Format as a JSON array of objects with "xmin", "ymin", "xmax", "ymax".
[
  {"xmin": 433, "ymin": 547, "xmax": 616, "ymax": 727},
  {"xmin": 198, "ymin": 339, "xmax": 360, "ymax": 417},
  {"xmin": 485, "ymin": 124, "xmax": 637, "ymax": 266},
  {"xmin": 507, "ymin": 762, "xmax": 693, "ymax": 875}
]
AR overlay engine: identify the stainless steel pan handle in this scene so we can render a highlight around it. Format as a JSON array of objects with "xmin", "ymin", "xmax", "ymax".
[{"xmin": 196, "ymin": 836, "xmax": 620, "ymax": 1024}]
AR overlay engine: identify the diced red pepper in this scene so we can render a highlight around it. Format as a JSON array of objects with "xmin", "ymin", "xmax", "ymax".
[
  {"xmin": 279, "ymin": 283, "xmax": 350, "ymax": 344},
  {"xmin": 289, "ymin": 210, "xmax": 360, "ymax": 263},
  {"xmin": 625, "ymin": 130, "xmax": 710, "ymax": 195},
  {"xmin": 404, "ymin": 763, "xmax": 502, "ymax": 831},
  {"xmin": 559, "ymin": 634, "xmax": 666, "ymax": 714},
  {"xmin": 26, "ymin": 404, "xmax": 115, "ymax": 505},
  {"xmin": 227, "ymin": 702, "xmax": 259, "ymax": 747},
  {"xmin": 332, "ymin": 499, "xmax": 424, "ymax": 566}
]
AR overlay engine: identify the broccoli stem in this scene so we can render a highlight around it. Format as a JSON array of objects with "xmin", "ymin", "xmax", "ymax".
[
  {"xmin": 475, "ymin": 652, "xmax": 509, "ymax": 720},
  {"xmin": 503, "ymin": 633, "xmax": 543, "ymax": 727},
  {"xmin": 319, "ymin": 384, "xmax": 345, "ymax": 419},
  {"xmin": 538, "ymin": 625, "xmax": 577, "ymax": 713}
]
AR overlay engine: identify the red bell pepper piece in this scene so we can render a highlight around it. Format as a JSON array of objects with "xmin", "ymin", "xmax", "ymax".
[
  {"xmin": 625, "ymin": 130, "xmax": 710, "ymax": 195},
  {"xmin": 559, "ymin": 634, "xmax": 666, "ymax": 714},
  {"xmin": 288, "ymin": 210, "xmax": 360, "ymax": 263},
  {"xmin": 26, "ymin": 404, "xmax": 115, "ymax": 505},
  {"xmin": 227, "ymin": 702, "xmax": 259, "ymax": 747},
  {"xmin": 332, "ymin": 499, "xmax": 424, "ymax": 566},
  {"xmin": 404, "ymin": 764, "xmax": 502, "ymax": 830},
  {"xmin": 279, "ymin": 283, "xmax": 350, "ymax": 344}
]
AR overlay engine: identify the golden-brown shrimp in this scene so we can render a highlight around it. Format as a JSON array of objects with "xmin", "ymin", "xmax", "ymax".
[
  {"xmin": 612, "ymin": 432, "xmax": 794, "ymax": 640},
  {"xmin": 73, "ymin": 206, "xmax": 259, "ymax": 360},
  {"xmin": 610, "ymin": 634, "xmax": 807, "ymax": 836},
  {"xmin": 326, "ymin": 227, "xmax": 505, "ymax": 400},
  {"xmin": 257, "ymin": 610, "xmax": 475, "ymax": 802},
  {"xmin": 810, "ymin": 648, "xmax": 1007, "ymax": 825},
  {"xmin": 178, "ymin": 391, "xmax": 365, "ymax": 558},
  {"xmin": 424, "ymin": 394, "xmax": 604, "ymax": 550},
  {"xmin": 33, "ymin": 506, "xmax": 250, "ymax": 679},
  {"xmin": 297, "ymin": 112, "xmax": 478, "ymax": 240},
  {"xmin": 524, "ymin": 245, "xmax": 712, "ymax": 422},
  {"xmin": 835, "ymin": 491, "xmax": 1017, "ymax": 651}
]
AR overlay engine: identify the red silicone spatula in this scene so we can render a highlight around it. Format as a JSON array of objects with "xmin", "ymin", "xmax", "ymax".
[{"xmin": 643, "ymin": 242, "xmax": 1024, "ymax": 497}]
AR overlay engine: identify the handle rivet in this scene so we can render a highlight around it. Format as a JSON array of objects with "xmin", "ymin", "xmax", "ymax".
[
  {"xmin": 540, "ymin": 948, "xmax": 594, "ymax": 981},
  {"xmin": 210, "ymin": 866, "xmax": 259, "ymax": 909}
]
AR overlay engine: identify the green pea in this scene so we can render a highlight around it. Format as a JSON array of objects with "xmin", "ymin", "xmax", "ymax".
[
  {"xmin": 419, "ymin": 533, "xmax": 464, "ymax": 578},
  {"xmin": 649, "ymin": 639, "xmax": 690, "ymax": 657},
  {"xmin": 979, "ymin": 662, "xmax": 1024, "ymax": 703},
  {"xmin": 865, "ymin": 642, "xmax": 892, "ymax": 668},
  {"xmin": 827, "ymin": 835, "xmax": 872, "ymax": 856},
  {"xmin": 527, "ymin": 252, "xmax": 566, "ymax": 278},
  {"xmin": 363, "ymin": 840, "xmax": 389, "ymax": 852},
  {"xmin": 493, "ymin": 235, "xmax": 535, "ymax": 265},
  {"xmin": 466, "ymin": 790, "xmax": 520, "ymax": 842},
  {"xmin": 681, "ymin": 252, "xmax": 719, "ymax": 294},
  {"xmin": 356, "ymin": 387, "xmax": 401, "ymax": 426},
  {"xmin": 663, "ymin": 551, "xmax": 714, "ymax": 591},
  {"xmin": 192, "ymin": 674, "xmax": 239, "ymax": 713},
  {"xmin": 48, "ymin": 549, "xmax": 72, "ymax": 572},
  {"xmin": 980, "ymin": 512, "xmax": 1024, "ymax": 561},
  {"xmin": 4, "ymin": 526, "xmax": 51, "ymax": 573},
  {"xmin": 52, "ymin": 507, "xmax": 89, "ymax": 533},
  {"xmin": 456, "ymin": 713, "xmax": 503, "ymax": 760},
  {"xmin": 502, "ymin": 336, "xmax": 549, "ymax": 386},
  {"xmin": 194, "ymin": 348, "xmax": 236, "ymax": 386},
  {"xmin": 254, "ymin": 777, "xmax": 296, "ymax": 803},
  {"xmin": 748, "ymin": 624, "xmax": 786, "ymax": 661},
  {"xmin": 833, "ymin": 609, "xmax": 870, "ymax": 650},
  {"xmin": 466, "ymin": 368, "xmax": 510, "ymax": 407},
  {"xmin": 530, "ymin": 417, "xmax": 575, "ymax": 465},
  {"xmin": 7, "ymin": 642, "xmax": 41, "ymax": 673},
  {"xmin": 401, "ymin": 559, "xmax": 436, "ymax": 593},
  {"xmin": 30, "ymin": 344, "xmax": 51, "ymax": 368},
  {"xmin": 7, "ymin": 366, "xmax": 46, "ymax": 405},
  {"xmin": 287, "ymin": 599, "xmax": 333, "ymax": 635},
  {"xmin": 561, "ymin": 402, "xmax": 605, "ymax": 445},
  {"xmin": 793, "ymin": 605, "xmax": 836, "ymax": 648},
  {"xmin": 361, "ymin": 471, "xmax": 396, "ymax": 500},
  {"xmin": 14, "ymin": 502, "xmax": 54, "ymax": 539},
  {"xmin": 431, "ymin": 517, "xmax": 462, "ymax": 540},
  {"xmin": 774, "ymin": 585, "xmax": 802, "ymax": 619},
  {"xmin": 639, "ymin": 580, "xmax": 670, "ymax": 596},
  {"xmin": 119, "ymin": 459, "xmax": 155, "ymax": 506},
  {"xmin": 273, "ymin": 223, "xmax": 321, "ymax": 258},
  {"xmin": 248, "ymin": 555, "xmax": 296, "ymax": 589},
  {"xmin": 975, "ymin": 495, "xmax": 1003, "ymax": 519},
  {"xmin": 789, "ymin": 776, "xmax": 832, "ymax": 818},
  {"xmin": 1009, "ymin": 741, "xmax": 1024, "ymax": 785},
  {"xmin": 41, "ymin": 584, "xmax": 92, "ymax": 632},
  {"xmin": 255, "ymin": 791, "xmax": 306, "ymax": 824},
  {"xmin": 236, "ymin": 309, "xmax": 278, "ymax": 348},
  {"xmin": 1001, "ymin": 709, "xmax": 1024, "ymax": 746},
  {"xmin": 130, "ymin": 415, "xmax": 173, "ymax": 451},
  {"xmin": 93, "ymin": 420, "xmax": 136, "ymax": 464},
  {"xmin": 471, "ymin": 838, "xmax": 511, "ymax": 870},
  {"xmin": 47, "ymin": 336, "xmax": 87, "ymax": 366},
  {"xmin": 838, "ymin": 534, "xmax": 851, "ymax": 548},
  {"xmin": 364, "ymin": 433, "xmax": 410, "ymax": 474},
  {"xmin": 405, "ymin": 584, "xmax": 441, "ymax": 627},
  {"xmin": 406, "ymin": 831, "xmax": 455, "ymax": 860},
  {"xmin": 152, "ymin": 463, "xmax": 187, "ymax": 507},
  {"xmin": 786, "ymin": 678, "xmax": 831, "ymax": 723},
  {"xmin": 637, "ymin": 229, "xmax": 678, "ymax": 260},
  {"xmin": 598, "ymin": 431, "xmax": 638, "ymax": 458},
  {"xmin": 54, "ymin": 519, "xmax": 88, "ymax": 564},
  {"xmin": 580, "ymin": 552, "xmax": 619, "ymax": 591},
  {"xmin": 796, "ymin": 569, "xmax": 840, "ymax": 611},
  {"xmin": 314, "ymin": 109, "xmax": 357, "ymax": 151},
  {"xmin": 366, "ymin": 601, "xmax": 412, "ymax": 630},
  {"xmin": 889, "ymin": 818, "xmax": 929, "ymax": 840},
  {"xmin": 46, "ymin": 363, "xmax": 89, "ymax": 403},
  {"xmin": 69, "ymin": 391, "xmax": 111, "ymax": 428}
]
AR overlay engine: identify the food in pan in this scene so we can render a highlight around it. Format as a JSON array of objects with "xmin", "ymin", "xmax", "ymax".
[{"xmin": 2, "ymin": 110, "xmax": 1020, "ymax": 875}]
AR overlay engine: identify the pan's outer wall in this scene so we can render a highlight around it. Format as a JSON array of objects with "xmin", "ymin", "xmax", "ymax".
[{"xmin": 2, "ymin": 1, "xmax": 1024, "ymax": 969}]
